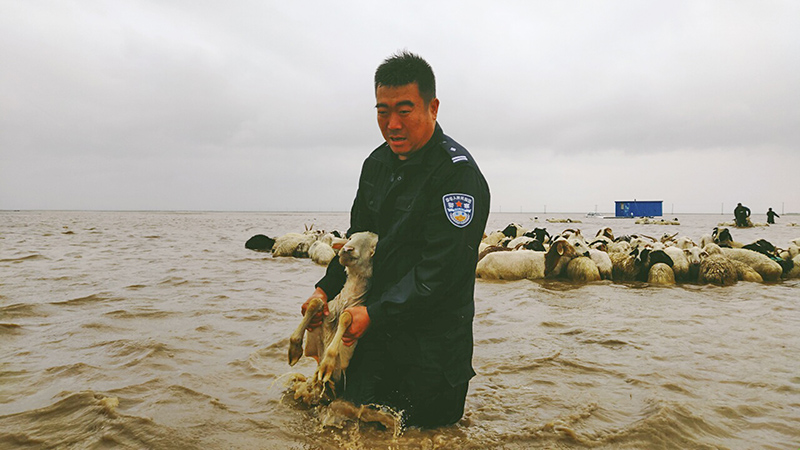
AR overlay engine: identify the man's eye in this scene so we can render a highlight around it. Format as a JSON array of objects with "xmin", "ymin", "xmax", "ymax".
[{"xmin": 399, "ymin": 109, "xmax": 411, "ymax": 115}]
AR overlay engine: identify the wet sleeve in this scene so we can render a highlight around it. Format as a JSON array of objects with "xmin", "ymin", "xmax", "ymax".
[{"xmin": 366, "ymin": 165, "xmax": 489, "ymax": 328}]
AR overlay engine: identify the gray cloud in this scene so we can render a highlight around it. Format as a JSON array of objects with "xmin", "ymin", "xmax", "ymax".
[{"xmin": 1, "ymin": 1, "xmax": 798, "ymax": 213}]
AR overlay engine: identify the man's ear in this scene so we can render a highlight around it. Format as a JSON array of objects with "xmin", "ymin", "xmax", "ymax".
[{"xmin": 429, "ymin": 98, "xmax": 440, "ymax": 121}]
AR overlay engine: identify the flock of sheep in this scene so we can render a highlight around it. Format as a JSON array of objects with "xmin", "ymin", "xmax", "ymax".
[
  {"xmin": 476, "ymin": 223, "xmax": 800, "ymax": 285},
  {"xmin": 245, "ymin": 223, "xmax": 800, "ymax": 287}
]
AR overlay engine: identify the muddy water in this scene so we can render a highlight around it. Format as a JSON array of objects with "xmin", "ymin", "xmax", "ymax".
[{"xmin": 1, "ymin": 211, "xmax": 798, "ymax": 449}]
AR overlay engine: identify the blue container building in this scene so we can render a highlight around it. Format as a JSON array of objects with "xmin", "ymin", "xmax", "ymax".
[{"xmin": 615, "ymin": 200, "xmax": 663, "ymax": 217}]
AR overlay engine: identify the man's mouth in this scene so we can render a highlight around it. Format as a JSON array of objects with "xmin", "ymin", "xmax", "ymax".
[{"xmin": 389, "ymin": 136, "xmax": 406, "ymax": 143}]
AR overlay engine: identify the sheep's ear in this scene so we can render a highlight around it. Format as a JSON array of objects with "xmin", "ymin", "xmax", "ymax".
[{"xmin": 557, "ymin": 241, "xmax": 566, "ymax": 255}]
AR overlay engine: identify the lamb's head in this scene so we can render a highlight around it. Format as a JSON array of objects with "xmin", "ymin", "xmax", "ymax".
[{"xmin": 338, "ymin": 232, "xmax": 378, "ymax": 277}]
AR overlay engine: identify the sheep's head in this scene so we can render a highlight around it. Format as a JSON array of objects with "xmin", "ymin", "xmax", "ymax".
[
  {"xmin": 545, "ymin": 239, "xmax": 578, "ymax": 277},
  {"xmin": 596, "ymin": 227, "xmax": 614, "ymax": 241},
  {"xmin": 501, "ymin": 223, "xmax": 521, "ymax": 238},
  {"xmin": 339, "ymin": 232, "xmax": 378, "ymax": 276},
  {"xmin": 684, "ymin": 246, "xmax": 707, "ymax": 266}
]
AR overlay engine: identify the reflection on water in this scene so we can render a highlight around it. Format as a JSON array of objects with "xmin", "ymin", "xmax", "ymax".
[{"xmin": 1, "ymin": 211, "xmax": 798, "ymax": 449}]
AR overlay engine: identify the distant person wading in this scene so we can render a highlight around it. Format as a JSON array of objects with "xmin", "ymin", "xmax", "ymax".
[
  {"xmin": 766, "ymin": 207, "xmax": 780, "ymax": 224},
  {"xmin": 734, "ymin": 203, "xmax": 751, "ymax": 227}
]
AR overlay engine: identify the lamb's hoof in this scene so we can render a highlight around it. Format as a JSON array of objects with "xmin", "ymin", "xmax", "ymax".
[
  {"xmin": 288, "ymin": 340, "xmax": 303, "ymax": 366},
  {"xmin": 316, "ymin": 357, "xmax": 335, "ymax": 384}
]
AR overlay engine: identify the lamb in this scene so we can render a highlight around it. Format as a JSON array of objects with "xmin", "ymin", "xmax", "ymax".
[
  {"xmin": 544, "ymin": 239, "xmax": 601, "ymax": 282},
  {"xmin": 288, "ymin": 231, "xmax": 378, "ymax": 401},
  {"xmin": 476, "ymin": 249, "xmax": 546, "ymax": 280}
]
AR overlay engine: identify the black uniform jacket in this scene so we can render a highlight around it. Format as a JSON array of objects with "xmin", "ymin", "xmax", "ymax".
[{"xmin": 316, "ymin": 123, "xmax": 490, "ymax": 387}]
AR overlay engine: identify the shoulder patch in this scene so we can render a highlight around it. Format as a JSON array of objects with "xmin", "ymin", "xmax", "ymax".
[{"xmin": 442, "ymin": 193, "xmax": 475, "ymax": 228}]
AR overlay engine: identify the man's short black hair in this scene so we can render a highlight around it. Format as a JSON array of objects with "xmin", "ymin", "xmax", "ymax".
[{"xmin": 374, "ymin": 51, "xmax": 436, "ymax": 104}]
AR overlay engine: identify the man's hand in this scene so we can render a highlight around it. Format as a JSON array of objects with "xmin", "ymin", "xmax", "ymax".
[
  {"xmin": 342, "ymin": 306, "xmax": 370, "ymax": 346},
  {"xmin": 301, "ymin": 287, "xmax": 328, "ymax": 331}
]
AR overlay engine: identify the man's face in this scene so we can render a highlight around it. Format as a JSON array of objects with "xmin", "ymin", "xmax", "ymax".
[{"xmin": 376, "ymin": 83, "xmax": 439, "ymax": 160}]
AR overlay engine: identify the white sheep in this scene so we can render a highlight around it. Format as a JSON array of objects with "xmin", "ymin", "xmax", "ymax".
[
  {"xmin": 675, "ymin": 236, "xmax": 696, "ymax": 250},
  {"xmin": 476, "ymin": 250, "xmax": 546, "ymax": 280},
  {"xmin": 308, "ymin": 234, "xmax": 349, "ymax": 266},
  {"xmin": 719, "ymin": 247, "xmax": 783, "ymax": 281},
  {"xmin": 572, "ymin": 239, "xmax": 612, "ymax": 280},
  {"xmin": 663, "ymin": 246, "xmax": 690, "ymax": 282},
  {"xmin": 273, "ymin": 230, "xmax": 324, "ymax": 258},
  {"xmin": 648, "ymin": 262, "xmax": 676, "ymax": 285}
]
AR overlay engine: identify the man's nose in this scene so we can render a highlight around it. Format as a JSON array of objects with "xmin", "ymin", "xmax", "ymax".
[{"xmin": 388, "ymin": 112, "xmax": 402, "ymax": 129}]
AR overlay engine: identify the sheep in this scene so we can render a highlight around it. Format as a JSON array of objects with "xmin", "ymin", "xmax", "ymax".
[
  {"xmin": 648, "ymin": 263, "xmax": 676, "ymax": 285},
  {"xmin": 288, "ymin": 231, "xmax": 378, "ymax": 402},
  {"xmin": 544, "ymin": 239, "xmax": 601, "ymax": 282},
  {"xmin": 476, "ymin": 249, "xmax": 546, "ymax": 280},
  {"xmin": 719, "ymin": 247, "xmax": 783, "ymax": 281},
  {"xmin": 683, "ymin": 246, "xmax": 704, "ymax": 282},
  {"xmin": 637, "ymin": 248, "xmax": 676, "ymax": 284},
  {"xmin": 482, "ymin": 230, "xmax": 509, "ymax": 247},
  {"xmin": 507, "ymin": 235, "xmax": 535, "ymax": 249},
  {"xmin": 784, "ymin": 253, "xmax": 800, "ymax": 279},
  {"xmin": 572, "ymin": 239, "xmax": 612, "ymax": 280},
  {"xmin": 607, "ymin": 240, "xmax": 632, "ymax": 254},
  {"xmin": 596, "ymin": 227, "xmax": 615, "ymax": 242},
  {"xmin": 523, "ymin": 227, "xmax": 552, "ymax": 244},
  {"xmin": 273, "ymin": 229, "xmax": 325, "ymax": 258},
  {"xmin": 675, "ymin": 236, "xmax": 696, "ymax": 250},
  {"xmin": 609, "ymin": 249, "xmax": 645, "ymax": 282},
  {"xmin": 245, "ymin": 234, "xmax": 276, "ymax": 252},
  {"xmin": 501, "ymin": 222, "xmax": 530, "ymax": 238},
  {"xmin": 713, "ymin": 227, "xmax": 744, "ymax": 248},
  {"xmin": 697, "ymin": 244, "xmax": 738, "ymax": 286},
  {"xmin": 308, "ymin": 233, "xmax": 349, "ymax": 266},
  {"xmin": 663, "ymin": 246, "xmax": 690, "ymax": 282}
]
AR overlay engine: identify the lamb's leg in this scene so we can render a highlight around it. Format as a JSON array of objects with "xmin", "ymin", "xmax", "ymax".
[
  {"xmin": 315, "ymin": 310, "xmax": 352, "ymax": 384},
  {"xmin": 288, "ymin": 297, "xmax": 324, "ymax": 366}
]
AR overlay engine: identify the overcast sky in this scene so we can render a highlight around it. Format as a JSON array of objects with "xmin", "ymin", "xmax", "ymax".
[{"xmin": 2, "ymin": 1, "xmax": 798, "ymax": 214}]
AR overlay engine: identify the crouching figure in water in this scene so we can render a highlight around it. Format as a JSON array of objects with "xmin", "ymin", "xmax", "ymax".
[{"xmin": 287, "ymin": 232, "xmax": 378, "ymax": 404}]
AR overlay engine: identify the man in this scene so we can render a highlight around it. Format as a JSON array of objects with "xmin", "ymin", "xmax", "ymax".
[
  {"xmin": 766, "ymin": 207, "xmax": 779, "ymax": 224},
  {"xmin": 733, "ymin": 203, "xmax": 751, "ymax": 227},
  {"xmin": 301, "ymin": 51, "xmax": 490, "ymax": 428}
]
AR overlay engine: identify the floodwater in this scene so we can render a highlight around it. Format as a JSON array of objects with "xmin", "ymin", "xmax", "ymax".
[{"xmin": 1, "ymin": 210, "xmax": 799, "ymax": 449}]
